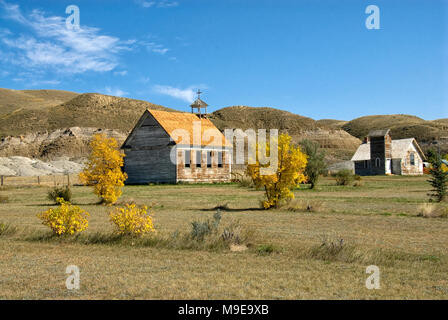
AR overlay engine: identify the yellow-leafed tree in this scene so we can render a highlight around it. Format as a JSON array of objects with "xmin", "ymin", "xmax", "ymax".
[
  {"xmin": 443, "ymin": 154, "xmax": 448, "ymax": 173},
  {"xmin": 247, "ymin": 133, "xmax": 308, "ymax": 209},
  {"xmin": 79, "ymin": 134, "xmax": 127, "ymax": 204}
]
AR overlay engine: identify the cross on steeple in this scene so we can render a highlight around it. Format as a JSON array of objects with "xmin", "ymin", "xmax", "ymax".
[{"xmin": 190, "ymin": 89, "xmax": 208, "ymax": 118}]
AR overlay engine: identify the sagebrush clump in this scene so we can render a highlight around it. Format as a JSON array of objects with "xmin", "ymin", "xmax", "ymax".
[
  {"xmin": 189, "ymin": 210, "xmax": 252, "ymax": 249},
  {"xmin": 47, "ymin": 186, "xmax": 72, "ymax": 204},
  {"xmin": 37, "ymin": 198, "xmax": 89, "ymax": 236},
  {"xmin": 352, "ymin": 175, "xmax": 363, "ymax": 187},
  {"xmin": 238, "ymin": 175, "xmax": 255, "ymax": 188},
  {"xmin": 191, "ymin": 210, "xmax": 222, "ymax": 241},
  {"xmin": 307, "ymin": 235, "xmax": 359, "ymax": 263},
  {"xmin": 417, "ymin": 203, "xmax": 447, "ymax": 218},
  {"xmin": 284, "ymin": 199, "xmax": 324, "ymax": 213},
  {"xmin": 0, "ymin": 222, "xmax": 17, "ymax": 236},
  {"xmin": 334, "ymin": 169, "xmax": 355, "ymax": 186}
]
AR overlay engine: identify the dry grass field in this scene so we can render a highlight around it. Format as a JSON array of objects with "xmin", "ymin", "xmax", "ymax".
[{"xmin": 0, "ymin": 175, "xmax": 447, "ymax": 299}]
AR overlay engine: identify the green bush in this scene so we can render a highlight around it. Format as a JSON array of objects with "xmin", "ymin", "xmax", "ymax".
[
  {"xmin": 300, "ymin": 139, "xmax": 327, "ymax": 189},
  {"xmin": 47, "ymin": 186, "xmax": 72, "ymax": 204},
  {"xmin": 427, "ymin": 149, "xmax": 448, "ymax": 202},
  {"xmin": 334, "ymin": 169, "xmax": 355, "ymax": 186}
]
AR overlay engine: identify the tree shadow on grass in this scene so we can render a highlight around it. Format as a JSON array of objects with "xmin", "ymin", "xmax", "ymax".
[
  {"xmin": 25, "ymin": 200, "xmax": 103, "ymax": 207},
  {"xmin": 200, "ymin": 205, "xmax": 264, "ymax": 212}
]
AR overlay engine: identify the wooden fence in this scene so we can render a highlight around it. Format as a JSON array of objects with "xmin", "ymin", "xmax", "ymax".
[{"xmin": 0, "ymin": 174, "xmax": 80, "ymax": 187}]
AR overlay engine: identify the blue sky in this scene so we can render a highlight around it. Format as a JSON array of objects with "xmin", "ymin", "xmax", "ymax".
[{"xmin": 0, "ymin": 0, "xmax": 446, "ymax": 120}]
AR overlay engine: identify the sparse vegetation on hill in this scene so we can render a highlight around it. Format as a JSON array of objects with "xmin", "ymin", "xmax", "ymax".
[
  {"xmin": 342, "ymin": 114, "xmax": 448, "ymax": 154},
  {"xmin": 0, "ymin": 88, "xmax": 79, "ymax": 116},
  {"xmin": 315, "ymin": 119, "xmax": 348, "ymax": 130},
  {"xmin": 210, "ymin": 106, "xmax": 362, "ymax": 164},
  {"xmin": 1, "ymin": 88, "xmax": 446, "ymax": 164},
  {"xmin": 0, "ymin": 92, "xmax": 171, "ymax": 138},
  {"xmin": 209, "ymin": 106, "xmax": 317, "ymax": 133}
]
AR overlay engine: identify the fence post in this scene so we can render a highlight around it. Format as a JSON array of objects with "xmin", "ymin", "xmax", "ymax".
[
  {"xmin": 67, "ymin": 174, "xmax": 71, "ymax": 187},
  {"xmin": 37, "ymin": 176, "xmax": 40, "ymax": 185},
  {"xmin": 1, "ymin": 175, "xmax": 3, "ymax": 186}
]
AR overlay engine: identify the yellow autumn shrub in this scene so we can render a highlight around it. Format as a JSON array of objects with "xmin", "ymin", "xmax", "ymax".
[
  {"xmin": 247, "ymin": 133, "xmax": 308, "ymax": 209},
  {"xmin": 109, "ymin": 203, "xmax": 155, "ymax": 236},
  {"xmin": 79, "ymin": 134, "xmax": 128, "ymax": 204},
  {"xmin": 37, "ymin": 198, "xmax": 89, "ymax": 235}
]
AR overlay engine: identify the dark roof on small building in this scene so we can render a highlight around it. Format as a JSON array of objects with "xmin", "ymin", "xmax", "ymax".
[{"xmin": 368, "ymin": 129, "xmax": 390, "ymax": 137}]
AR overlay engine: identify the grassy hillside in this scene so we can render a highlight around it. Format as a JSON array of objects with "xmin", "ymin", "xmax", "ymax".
[
  {"xmin": 315, "ymin": 119, "xmax": 348, "ymax": 130},
  {"xmin": 210, "ymin": 106, "xmax": 317, "ymax": 133},
  {"xmin": 342, "ymin": 114, "xmax": 448, "ymax": 142},
  {"xmin": 1, "ymin": 88, "xmax": 446, "ymax": 160},
  {"xmin": 210, "ymin": 106, "xmax": 361, "ymax": 163},
  {"xmin": 342, "ymin": 114, "xmax": 448, "ymax": 154},
  {"xmin": 0, "ymin": 93, "xmax": 171, "ymax": 137},
  {"xmin": 0, "ymin": 88, "xmax": 79, "ymax": 116}
]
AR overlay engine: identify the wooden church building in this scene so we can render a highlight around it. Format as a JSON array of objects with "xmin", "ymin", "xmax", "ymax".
[
  {"xmin": 351, "ymin": 129, "xmax": 425, "ymax": 176},
  {"xmin": 121, "ymin": 93, "xmax": 232, "ymax": 184}
]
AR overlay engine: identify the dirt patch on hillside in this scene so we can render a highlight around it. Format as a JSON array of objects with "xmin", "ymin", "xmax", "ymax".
[
  {"xmin": 0, "ymin": 127, "xmax": 127, "ymax": 160},
  {"xmin": 0, "ymin": 156, "xmax": 84, "ymax": 176}
]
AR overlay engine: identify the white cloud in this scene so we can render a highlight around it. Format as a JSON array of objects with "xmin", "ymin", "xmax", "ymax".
[
  {"xmin": 0, "ymin": 1, "xmax": 132, "ymax": 73},
  {"xmin": 113, "ymin": 70, "xmax": 128, "ymax": 76},
  {"xmin": 31, "ymin": 79, "xmax": 60, "ymax": 86},
  {"xmin": 143, "ymin": 41, "xmax": 170, "ymax": 55},
  {"xmin": 153, "ymin": 85, "xmax": 207, "ymax": 103},
  {"xmin": 136, "ymin": 0, "xmax": 178, "ymax": 8},
  {"xmin": 139, "ymin": 76, "xmax": 151, "ymax": 84},
  {"xmin": 102, "ymin": 87, "xmax": 128, "ymax": 97},
  {"xmin": 157, "ymin": 1, "xmax": 179, "ymax": 8},
  {"xmin": 11, "ymin": 76, "xmax": 59, "ymax": 86},
  {"xmin": 140, "ymin": 1, "xmax": 155, "ymax": 8}
]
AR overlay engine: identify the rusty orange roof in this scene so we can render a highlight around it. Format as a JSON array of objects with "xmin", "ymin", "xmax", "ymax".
[{"xmin": 148, "ymin": 109, "xmax": 231, "ymax": 147}]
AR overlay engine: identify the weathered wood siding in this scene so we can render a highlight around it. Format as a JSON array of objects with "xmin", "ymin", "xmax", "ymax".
[
  {"xmin": 400, "ymin": 143, "xmax": 424, "ymax": 175},
  {"xmin": 391, "ymin": 159, "xmax": 402, "ymax": 175},
  {"xmin": 176, "ymin": 147, "xmax": 231, "ymax": 182},
  {"xmin": 384, "ymin": 134, "xmax": 392, "ymax": 159},
  {"xmin": 369, "ymin": 135, "xmax": 387, "ymax": 175},
  {"xmin": 354, "ymin": 160, "xmax": 371, "ymax": 176},
  {"xmin": 123, "ymin": 112, "xmax": 177, "ymax": 184}
]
